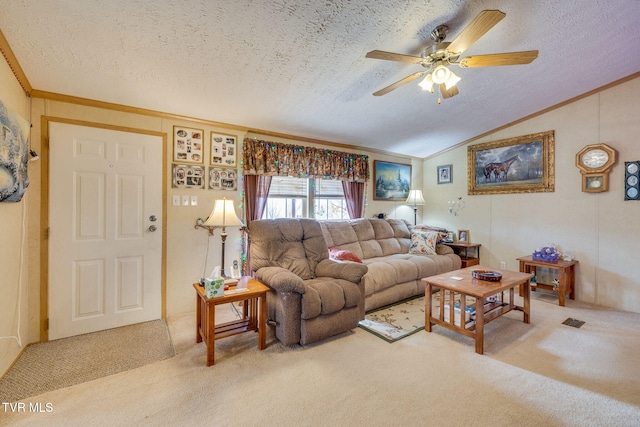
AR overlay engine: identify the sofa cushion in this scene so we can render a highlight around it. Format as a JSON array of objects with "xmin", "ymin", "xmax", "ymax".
[
  {"xmin": 301, "ymin": 278, "xmax": 360, "ymax": 319},
  {"xmin": 409, "ymin": 231, "xmax": 438, "ymax": 255},
  {"xmin": 249, "ymin": 218, "xmax": 328, "ymax": 280}
]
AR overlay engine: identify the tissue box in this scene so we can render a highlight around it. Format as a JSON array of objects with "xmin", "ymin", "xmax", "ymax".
[{"xmin": 205, "ymin": 278, "xmax": 225, "ymax": 298}]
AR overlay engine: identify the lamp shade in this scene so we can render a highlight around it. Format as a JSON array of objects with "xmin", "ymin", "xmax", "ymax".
[
  {"xmin": 406, "ymin": 190, "xmax": 425, "ymax": 206},
  {"xmin": 203, "ymin": 199, "xmax": 243, "ymax": 228},
  {"xmin": 418, "ymin": 73, "xmax": 434, "ymax": 92}
]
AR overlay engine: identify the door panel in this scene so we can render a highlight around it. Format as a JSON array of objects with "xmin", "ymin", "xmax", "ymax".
[{"xmin": 49, "ymin": 122, "xmax": 162, "ymax": 340}]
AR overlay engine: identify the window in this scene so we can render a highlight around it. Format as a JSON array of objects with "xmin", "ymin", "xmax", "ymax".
[
  {"xmin": 314, "ymin": 179, "xmax": 348, "ymax": 220},
  {"xmin": 262, "ymin": 177, "xmax": 348, "ymax": 219}
]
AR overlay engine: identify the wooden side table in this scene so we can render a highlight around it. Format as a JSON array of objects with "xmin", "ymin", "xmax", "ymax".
[
  {"xmin": 443, "ymin": 242, "xmax": 481, "ymax": 267},
  {"xmin": 517, "ymin": 255, "xmax": 578, "ymax": 306},
  {"xmin": 193, "ymin": 277, "xmax": 268, "ymax": 366}
]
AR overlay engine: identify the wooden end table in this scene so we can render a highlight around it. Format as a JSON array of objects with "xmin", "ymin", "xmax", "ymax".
[
  {"xmin": 517, "ymin": 255, "xmax": 578, "ymax": 306},
  {"xmin": 423, "ymin": 266, "xmax": 533, "ymax": 354},
  {"xmin": 443, "ymin": 242, "xmax": 481, "ymax": 267},
  {"xmin": 193, "ymin": 277, "xmax": 268, "ymax": 366}
]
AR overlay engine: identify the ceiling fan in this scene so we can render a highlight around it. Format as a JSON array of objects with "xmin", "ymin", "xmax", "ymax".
[{"xmin": 366, "ymin": 10, "xmax": 538, "ymax": 101}]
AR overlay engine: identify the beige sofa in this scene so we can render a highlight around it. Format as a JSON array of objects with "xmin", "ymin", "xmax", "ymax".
[
  {"xmin": 249, "ymin": 217, "xmax": 460, "ymax": 346},
  {"xmin": 320, "ymin": 218, "xmax": 461, "ymax": 314}
]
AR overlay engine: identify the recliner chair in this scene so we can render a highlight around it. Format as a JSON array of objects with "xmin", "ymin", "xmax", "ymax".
[{"xmin": 249, "ymin": 218, "xmax": 368, "ymax": 345}]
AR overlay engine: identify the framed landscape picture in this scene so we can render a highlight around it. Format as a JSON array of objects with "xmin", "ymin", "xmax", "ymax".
[
  {"xmin": 173, "ymin": 126, "xmax": 204, "ymax": 164},
  {"xmin": 468, "ymin": 130, "xmax": 555, "ymax": 195},
  {"xmin": 373, "ymin": 160, "xmax": 411, "ymax": 201},
  {"xmin": 210, "ymin": 132, "xmax": 237, "ymax": 167}
]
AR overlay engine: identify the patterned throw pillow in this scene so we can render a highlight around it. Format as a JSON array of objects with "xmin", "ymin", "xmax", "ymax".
[
  {"xmin": 328, "ymin": 247, "xmax": 363, "ymax": 263},
  {"xmin": 409, "ymin": 231, "xmax": 438, "ymax": 255}
]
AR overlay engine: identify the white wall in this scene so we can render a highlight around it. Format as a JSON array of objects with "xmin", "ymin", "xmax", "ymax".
[{"xmin": 424, "ymin": 76, "xmax": 640, "ymax": 313}]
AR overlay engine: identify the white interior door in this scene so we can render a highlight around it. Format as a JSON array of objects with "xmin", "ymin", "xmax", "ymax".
[{"xmin": 48, "ymin": 122, "xmax": 163, "ymax": 340}]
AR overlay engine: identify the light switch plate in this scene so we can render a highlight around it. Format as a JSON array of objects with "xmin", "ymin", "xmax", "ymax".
[
  {"xmin": 182, "ymin": 195, "xmax": 189, "ymax": 206},
  {"xmin": 190, "ymin": 195, "xmax": 198, "ymax": 206},
  {"xmin": 172, "ymin": 195, "xmax": 180, "ymax": 206}
]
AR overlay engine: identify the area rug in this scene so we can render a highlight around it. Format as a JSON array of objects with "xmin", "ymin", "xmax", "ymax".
[
  {"xmin": 359, "ymin": 293, "xmax": 470, "ymax": 342},
  {"xmin": 359, "ymin": 296, "xmax": 429, "ymax": 342},
  {"xmin": 0, "ymin": 319, "xmax": 175, "ymax": 402}
]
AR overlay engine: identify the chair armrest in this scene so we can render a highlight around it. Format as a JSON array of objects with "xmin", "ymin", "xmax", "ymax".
[
  {"xmin": 316, "ymin": 258, "xmax": 368, "ymax": 283},
  {"xmin": 255, "ymin": 266, "xmax": 306, "ymax": 294},
  {"xmin": 436, "ymin": 244, "xmax": 454, "ymax": 255}
]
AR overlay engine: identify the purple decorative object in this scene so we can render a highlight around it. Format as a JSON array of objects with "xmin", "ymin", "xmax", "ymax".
[{"xmin": 532, "ymin": 246, "xmax": 559, "ymax": 263}]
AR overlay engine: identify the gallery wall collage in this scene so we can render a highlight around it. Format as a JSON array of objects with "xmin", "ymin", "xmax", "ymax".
[{"xmin": 171, "ymin": 126, "xmax": 238, "ymax": 191}]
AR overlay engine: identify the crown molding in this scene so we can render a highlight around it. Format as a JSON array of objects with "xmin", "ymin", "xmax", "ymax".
[{"xmin": 0, "ymin": 28, "xmax": 32, "ymax": 95}]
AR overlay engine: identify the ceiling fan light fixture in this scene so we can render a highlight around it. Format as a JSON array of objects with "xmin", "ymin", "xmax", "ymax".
[
  {"xmin": 418, "ymin": 73, "xmax": 434, "ymax": 92},
  {"xmin": 431, "ymin": 64, "xmax": 451, "ymax": 84},
  {"xmin": 444, "ymin": 70, "xmax": 461, "ymax": 90}
]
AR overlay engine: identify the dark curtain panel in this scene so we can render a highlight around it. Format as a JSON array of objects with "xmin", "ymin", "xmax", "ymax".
[
  {"xmin": 342, "ymin": 181, "xmax": 366, "ymax": 219},
  {"xmin": 243, "ymin": 174, "xmax": 272, "ymax": 275}
]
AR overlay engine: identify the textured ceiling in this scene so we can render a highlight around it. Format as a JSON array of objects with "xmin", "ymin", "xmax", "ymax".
[{"xmin": 1, "ymin": 0, "xmax": 639, "ymax": 158}]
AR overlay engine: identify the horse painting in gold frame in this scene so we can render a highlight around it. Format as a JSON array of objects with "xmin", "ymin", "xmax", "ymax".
[{"xmin": 468, "ymin": 130, "xmax": 555, "ymax": 195}]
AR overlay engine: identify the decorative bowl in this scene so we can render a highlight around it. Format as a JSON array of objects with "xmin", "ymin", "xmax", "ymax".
[{"xmin": 471, "ymin": 270, "xmax": 502, "ymax": 282}]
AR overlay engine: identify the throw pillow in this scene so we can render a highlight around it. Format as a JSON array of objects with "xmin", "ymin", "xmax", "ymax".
[
  {"xmin": 413, "ymin": 225, "xmax": 449, "ymax": 243},
  {"xmin": 409, "ymin": 231, "xmax": 438, "ymax": 255},
  {"xmin": 328, "ymin": 247, "xmax": 363, "ymax": 263}
]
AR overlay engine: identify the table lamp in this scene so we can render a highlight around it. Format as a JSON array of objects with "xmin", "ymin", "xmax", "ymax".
[{"xmin": 195, "ymin": 198, "xmax": 243, "ymax": 277}]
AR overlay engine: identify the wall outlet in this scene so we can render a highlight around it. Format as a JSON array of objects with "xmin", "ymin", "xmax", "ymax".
[{"xmin": 500, "ymin": 261, "xmax": 507, "ymax": 269}]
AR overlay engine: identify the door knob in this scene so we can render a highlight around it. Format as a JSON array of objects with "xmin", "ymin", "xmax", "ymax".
[
  {"xmin": 149, "ymin": 215, "xmax": 157, "ymax": 222},
  {"xmin": 148, "ymin": 225, "xmax": 157, "ymax": 232}
]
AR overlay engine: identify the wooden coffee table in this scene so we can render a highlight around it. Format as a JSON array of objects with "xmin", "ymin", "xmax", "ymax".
[
  {"xmin": 423, "ymin": 266, "xmax": 533, "ymax": 354},
  {"xmin": 193, "ymin": 277, "xmax": 268, "ymax": 366}
]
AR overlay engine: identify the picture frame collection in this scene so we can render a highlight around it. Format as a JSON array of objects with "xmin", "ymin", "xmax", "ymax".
[{"xmin": 172, "ymin": 126, "xmax": 238, "ymax": 190}]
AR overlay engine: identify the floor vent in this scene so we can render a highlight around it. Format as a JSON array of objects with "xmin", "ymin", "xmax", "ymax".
[{"xmin": 562, "ymin": 318, "xmax": 585, "ymax": 328}]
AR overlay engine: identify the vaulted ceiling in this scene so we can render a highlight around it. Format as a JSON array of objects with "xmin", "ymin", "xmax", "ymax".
[{"xmin": 1, "ymin": 0, "xmax": 639, "ymax": 158}]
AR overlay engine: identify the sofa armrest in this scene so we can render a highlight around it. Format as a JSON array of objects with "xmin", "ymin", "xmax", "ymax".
[
  {"xmin": 436, "ymin": 244, "xmax": 454, "ymax": 255},
  {"xmin": 316, "ymin": 258, "xmax": 368, "ymax": 283},
  {"xmin": 255, "ymin": 266, "xmax": 306, "ymax": 294}
]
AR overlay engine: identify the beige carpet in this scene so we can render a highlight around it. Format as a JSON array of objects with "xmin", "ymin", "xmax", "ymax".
[
  {"xmin": 0, "ymin": 319, "xmax": 175, "ymax": 403},
  {"xmin": 2, "ymin": 294, "xmax": 640, "ymax": 426}
]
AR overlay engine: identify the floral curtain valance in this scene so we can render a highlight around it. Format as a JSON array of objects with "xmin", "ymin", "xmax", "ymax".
[{"xmin": 243, "ymin": 138, "xmax": 369, "ymax": 182}]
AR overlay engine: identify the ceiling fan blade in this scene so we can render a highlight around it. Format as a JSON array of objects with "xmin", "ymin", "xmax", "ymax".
[
  {"xmin": 459, "ymin": 50, "xmax": 538, "ymax": 67},
  {"xmin": 439, "ymin": 83, "xmax": 459, "ymax": 99},
  {"xmin": 373, "ymin": 72, "xmax": 424, "ymax": 96},
  {"xmin": 366, "ymin": 50, "xmax": 424, "ymax": 64},
  {"xmin": 447, "ymin": 10, "xmax": 506, "ymax": 54}
]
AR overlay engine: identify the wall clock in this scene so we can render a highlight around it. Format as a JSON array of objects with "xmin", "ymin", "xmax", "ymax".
[
  {"xmin": 625, "ymin": 161, "xmax": 640, "ymax": 200},
  {"xmin": 575, "ymin": 143, "xmax": 617, "ymax": 192}
]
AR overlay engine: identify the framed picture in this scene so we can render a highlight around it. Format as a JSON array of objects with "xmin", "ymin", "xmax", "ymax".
[
  {"xmin": 209, "ymin": 167, "xmax": 237, "ymax": 191},
  {"xmin": 457, "ymin": 229, "xmax": 469, "ymax": 242},
  {"xmin": 210, "ymin": 132, "xmax": 237, "ymax": 167},
  {"xmin": 437, "ymin": 164, "xmax": 452, "ymax": 184},
  {"xmin": 443, "ymin": 231, "xmax": 454, "ymax": 243},
  {"xmin": 173, "ymin": 126, "xmax": 204, "ymax": 164},
  {"xmin": 172, "ymin": 163, "xmax": 205, "ymax": 189},
  {"xmin": 373, "ymin": 160, "xmax": 411, "ymax": 201},
  {"xmin": 468, "ymin": 130, "xmax": 555, "ymax": 195}
]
